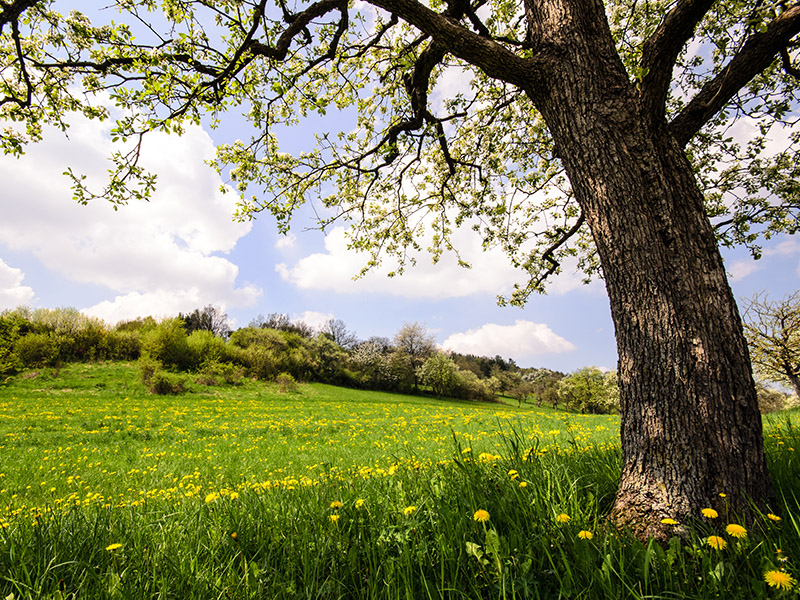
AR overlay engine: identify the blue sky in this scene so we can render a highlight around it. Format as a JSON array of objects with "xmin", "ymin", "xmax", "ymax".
[
  {"xmin": 1, "ymin": 103, "xmax": 797, "ymax": 373},
  {"xmin": 1, "ymin": 7, "xmax": 798, "ymax": 372}
]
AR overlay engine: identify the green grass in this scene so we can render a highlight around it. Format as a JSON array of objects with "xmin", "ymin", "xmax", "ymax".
[{"xmin": 0, "ymin": 362, "xmax": 798, "ymax": 599}]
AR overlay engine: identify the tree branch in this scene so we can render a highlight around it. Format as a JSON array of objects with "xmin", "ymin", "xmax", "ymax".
[
  {"xmin": 0, "ymin": 0, "xmax": 40, "ymax": 34},
  {"xmin": 639, "ymin": 0, "xmax": 716, "ymax": 121},
  {"xmin": 364, "ymin": 0, "xmax": 541, "ymax": 88},
  {"xmin": 670, "ymin": 6, "xmax": 800, "ymax": 147},
  {"xmin": 780, "ymin": 46, "xmax": 800, "ymax": 78}
]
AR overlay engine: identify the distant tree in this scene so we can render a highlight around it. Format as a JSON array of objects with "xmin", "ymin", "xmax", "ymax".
[
  {"xmin": 141, "ymin": 318, "xmax": 193, "ymax": 370},
  {"xmin": 393, "ymin": 322, "xmax": 436, "ymax": 392},
  {"xmin": 249, "ymin": 313, "xmax": 315, "ymax": 338},
  {"xmin": 557, "ymin": 367, "xmax": 619, "ymax": 414},
  {"xmin": 742, "ymin": 292, "xmax": 800, "ymax": 398},
  {"xmin": 321, "ymin": 318, "xmax": 358, "ymax": 350},
  {"xmin": 525, "ymin": 368, "xmax": 565, "ymax": 409},
  {"xmin": 180, "ymin": 305, "xmax": 232, "ymax": 338},
  {"xmin": 755, "ymin": 382, "xmax": 789, "ymax": 414},
  {"xmin": 509, "ymin": 380, "xmax": 534, "ymax": 408},
  {"xmin": 418, "ymin": 352, "xmax": 459, "ymax": 399}
]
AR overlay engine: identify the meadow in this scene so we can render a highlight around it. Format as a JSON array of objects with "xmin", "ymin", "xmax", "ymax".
[{"xmin": 0, "ymin": 363, "xmax": 798, "ymax": 599}]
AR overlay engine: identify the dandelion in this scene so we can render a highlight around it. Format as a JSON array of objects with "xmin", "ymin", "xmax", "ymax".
[
  {"xmin": 719, "ymin": 492, "xmax": 727, "ymax": 498},
  {"xmin": 556, "ymin": 513, "xmax": 570, "ymax": 524},
  {"xmin": 767, "ymin": 513, "xmax": 781, "ymax": 522},
  {"xmin": 701, "ymin": 508, "xmax": 718, "ymax": 519},
  {"xmin": 706, "ymin": 535, "xmax": 727, "ymax": 550},
  {"xmin": 660, "ymin": 518, "xmax": 679, "ymax": 525},
  {"xmin": 330, "ymin": 500, "xmax": 343, "ymax": 509},
  {"xmin": 508, "ymin": 469, "xmax": 519, "ymax": 480},
  {"xmin": 105, "ymin": 543, "xmax": 123, "ymax": 551},
  {"xmin": 228, "ymin": 492, "xmax": 239, "ymax": 500},
  {"xmin": 355, "ymin": 499, "xmax": 365, "ymax": 509},
  {"xmin": 764, "ymin": 570, "xmax": 796, "ymax": 591},
  {"xmin": 403, "ymin": 505, "xmax": 417, "ymax": 517},
  {"xmin": 519, "ymin": 481, "xmax": 528, "ymax": 488},
  {"xmin": 725, "ymin": 523, "xmax": 747, "ymax": 539},
  {"xmin": 473, "ymin": 509, "xmax": 490, "ymax": 522},
  {"xmin": 231, "ymin": 532, "xmax": 238, "ymax": 540},
  {"xmin": 329, "ymin": 514, "xmax": 340, "ymax": 523},
  {"xmin": 578, "ymin": 530, "xmax": 593, "ymax": 540},
  {"xmin": 204, "ymin": 492, "xmax": 219, "ymax": 503}
]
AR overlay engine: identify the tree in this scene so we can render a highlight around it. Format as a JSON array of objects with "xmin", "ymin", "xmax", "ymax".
[
  {"xmin": 393, "ymin": 322, "xmax": 436, "ymax": 391},
  {"xmin": 557, "ymin": 367, "xmax": 619, "ymax": 414},
  {"xmin": 3, "ymin": 0, "xmax": 797, "ymax": 538},
  {"xmin": 742, "ymin": 292, "xmax": 800, "ymax": 398},
  {"xmin": 320, "ymin": 318, "xmax": 359, "ymax": 349},
  {"xmin": 180, "ymin": 305, "xmax": 232, "ymax": 339},
  {"xmin": 418, "ymin": 352, "xmax": 459, "ymax": 398}
]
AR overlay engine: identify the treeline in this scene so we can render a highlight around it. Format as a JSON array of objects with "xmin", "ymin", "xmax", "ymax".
[{"xmin": 1, "ymin": 306, "xmax": 793, "ymax": 413}]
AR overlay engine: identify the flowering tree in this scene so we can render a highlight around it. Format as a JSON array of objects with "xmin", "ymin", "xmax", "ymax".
[{"xmin": 2, "ymin": 0, "xmax": 799, "ymax": 538}]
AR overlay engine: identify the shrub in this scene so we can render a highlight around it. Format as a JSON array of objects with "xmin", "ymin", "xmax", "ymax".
[
  {"xmin": 13, "ymin": 333, "xmax": 60, "ymax": 368},
  {"xmin": 195, "ymin": 360, "xmax": 246, "ymax": 386},
  {"xmin": 148, "ymin": 370, "xmax": 187, "ymax": 395},
  {"xmin": 141, "ymin": 318, "xmax": 192, "ymax": 370},
  {"xmin": 104, "ymin": 329, "xmax": 142, "ymax": 361},
  {"xmin": 187, "ymin": 330, "xmax": 231, "ymax": 368},
  {"xmin": 275, "ymin": 372, "xmax": 299, "ymax": 393}
]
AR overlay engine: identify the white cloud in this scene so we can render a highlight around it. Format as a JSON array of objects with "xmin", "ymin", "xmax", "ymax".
[
  {"xmin": 276, "ymin": 226, "xmax": 593, "ymax": 300},
  {"xmin": 0, "ymin": 112, "xmax": 261, "ymax": 322},
  {"xmin": 727, "ymin": 260, "xmax": 762, "ymax": 282},
  {"xmin": 442, "ymin": 320, "xmax": 576, "ymax": 358},
  {"xmin": 0, "ymin": 259, "xmax": 35, "ymax": 310},
  {"xmin": 275, "ymin": 232, "xmax": 297, "ymax": 249},
  {"xmin": 294, "ymin": 310, "xmax": 334, "ymax": 331}
]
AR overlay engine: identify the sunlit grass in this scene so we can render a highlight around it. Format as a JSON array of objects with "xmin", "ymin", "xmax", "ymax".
[{"xmin": 0, "ymin": 363, "xmax": 798, "ymax": 599}]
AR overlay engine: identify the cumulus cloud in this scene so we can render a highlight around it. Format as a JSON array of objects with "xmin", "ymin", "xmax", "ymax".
[
  {"xmin": 294, "ymin": 310, "xmax": 334, "ymax": 331},
  {"xmin": 727, "ymin": 260, "xmax": 762, "ymax": 282},
  {"xmin": 442, "ymin": 320, "xmax": 576, "ymax": 358},
  {"xmin": 0, "ymin": 112, "xmax": 261, "ymax": 322},
  {"xmin": 0, "ymin": 259, "xmax": 35, "ymax": 310},
  {"xmin": 276, "ymin": 226, "xmax": 592, "ymax": 300}
]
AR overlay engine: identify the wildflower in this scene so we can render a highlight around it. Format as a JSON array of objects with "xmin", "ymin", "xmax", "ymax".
[
  {"xmin": 719, "ymin": 492, "xmax": 727, "ymax": 498},
  {"xmin": 228, "ymin": 492, "xmax": 239, "ymax": 500},
  {"xmin": 105, "ymin": 543, "xmax": 123, "ymax": 551},
  {"xmin": 660, "ymin": 518, "xmax": 679, "ymax": 525},
  {"xmin": 701, "ymin": 508, "xmax": 718, "ymax": 519},
  {"xmin": 403, "ymin": 505, "xmax": 417, "ymax": 517},
  {"xmin": 507, "ymin": 469, "xmax": 519, "ymax": 480},
  {"xmin": 330, "ymin": 500, "xmax": 343, "ymax": 509},
  {"xmin": 519, "ymin": 481, "xmax": 528, "ymax": 488},
  {"xmin": 764, "ymin": 570, "xmax": 796, "ymax": 591},
  {"xmin": 329, "ymin": 514, "xmax": 340, "ymax": 523},
  {"xmin": 556, "ymin": 513, "xmax": 570, "ymax": 524},
  {"xmin": 578, "ymin": 530, "xmax": 593, "ymax": 540},
  {"xmin": 706, "ymin": 535, "xmax": 727, "ymax": 550},
  {"xmin": 725, "ymin": 523, "xmax": 747, "ymax": 539},
  {"xmin": 767, "ymin": 513, "xmax": 781, "ymax": 522},
  {"xmin": 355, "ymin": 499, "xmax": 365, "ymax": 509},
  {"xmin": 231, "ymin": 532, "xmax": 237, "ymax": 540},
  {"xmin": 473, "ymin": 509, "xmax": 490, "ymax": 523},
  {"xmin": 204, "ymin": 492, "xmax": 219, "ymax": 503}
]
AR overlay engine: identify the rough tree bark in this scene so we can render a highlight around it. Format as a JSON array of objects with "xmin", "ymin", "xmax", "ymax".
[{"xmin": 520, "ymin": 0, "xmax": 774, "ymax": 538}]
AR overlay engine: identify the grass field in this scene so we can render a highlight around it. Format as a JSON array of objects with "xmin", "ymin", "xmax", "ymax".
[{"xmin": 1, "ymin": 363, "xmax": 799, "ymax": 598}]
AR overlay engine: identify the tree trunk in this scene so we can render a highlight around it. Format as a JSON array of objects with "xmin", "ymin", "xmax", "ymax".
[{"xmin": 522, "ymin": 0, "xmax": 775, "ymax": 539}]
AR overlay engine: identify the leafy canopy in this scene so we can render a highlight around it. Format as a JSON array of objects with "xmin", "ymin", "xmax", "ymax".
[{"xmin": 1, "ymin": 0, "xmax": 798, "ymax": 302}]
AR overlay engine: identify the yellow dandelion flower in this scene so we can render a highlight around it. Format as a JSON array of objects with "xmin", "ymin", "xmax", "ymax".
[
  {"xmin": 660, "ymin": 518, "xmax": 679, "ymax": 525},
  {"xmin": 719, "ymin": 492, "xmax": 727, "ymax": 498},
  {"xmin": 329, "ymin": 514, "xmax": 340, "ymax": 523},
  {"xmin": 764, "ymin": 570, "xmax": 796, "ymax": 591},
  {"xmin": 725, "ymin": 523, "xmax": 747, "ymax": 538},
  {"xmin": 204, "ymin": 492, "xmax": 219, "ymax": 503},
  {"xmin": 105, "ymin": 543, "xmax": 123, "ymax": 551},
  {"xmin": 701, "ymin": 508, "xmax": 718, "ymax": 519},
  {"xmin": 231, "ymin": 532, "xmax": 237, "ymax": 540},
  {"xmin": 403, "ymin": 505, "xmax": 417, "ymax": 517},
  {"xmin": 767, "ymin": 513, "xmax": 781, "ymax": 522},
  {"xmin": 355, "ymin": 499, "xmax": 365, "ymax": 508},
  {"xmin": 228, "ymin": 492, "xmax": 239, "ymax": 500},
  {"xmin": 578, "ymin": 530, "xmax": 593, "ymax": 540},
  {"xmin": 556, "ymin": 513, "xmax": 570, "ymax": 524},
  {"xmin": 473, "ymin": 509, "xmax": 490, "ymax": 523},
  {"xmin": 519, "ymin": 481, "xmax": 528, "ymax": 488},
  {"xmin": 706, "ymin": 535, "xmax": 727, "ymax": 550},
  {"xmin": 330, "ymin": 500, "xmax": 343, "ymax": 509},
  {"xmin": 508, "ymin": 470, "xmax": 519, "ymax": 480}
]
